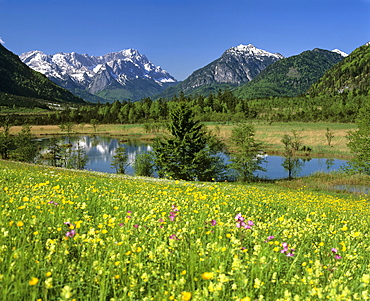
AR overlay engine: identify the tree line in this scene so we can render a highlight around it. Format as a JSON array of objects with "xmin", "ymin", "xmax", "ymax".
[{"xmin": 2, "ymin": 87, "xmax": 369, "ymax": 127}]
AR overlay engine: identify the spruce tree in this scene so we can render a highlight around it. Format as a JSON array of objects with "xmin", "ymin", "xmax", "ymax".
[{"xmin": 153, "ymin": 103, "xmax": 225, "ymax": 181}]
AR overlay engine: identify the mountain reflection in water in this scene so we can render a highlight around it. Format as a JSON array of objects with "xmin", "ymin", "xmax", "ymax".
[{"xmin": 39, "ymin": 136, "xmax": 348, "ymax": 180}]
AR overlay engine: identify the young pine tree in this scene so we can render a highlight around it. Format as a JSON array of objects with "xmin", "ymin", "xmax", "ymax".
[
  {"xmin": 153, "ymin": 103, "xmax": 225, "ymax": 181},
  {"xmin": 346, "ymin": 101, "xmax": 370, "ymax": 174},
  {"xmin": 229, "ymin": 123, "xmax": 266, "ymax": 182}
]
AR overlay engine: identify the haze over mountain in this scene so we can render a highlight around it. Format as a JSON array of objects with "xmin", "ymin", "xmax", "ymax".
[
  {"xmin": 0, "ymin": 44, "xmax": 85, "ymax": 108},
  {"xmin": 307, "ymin": 42, "xmax": 370, "ymax": 97},
  {"xmin": 20, "ymin": 49, "xmax": 178, "ymax": 103},
  {"xmin": 157, "ymin": 44, "xmax": 284, "ymax": 99},
  {"xmin": 234, "ymin": 48, "xmax": 346, "ymax": 99}
]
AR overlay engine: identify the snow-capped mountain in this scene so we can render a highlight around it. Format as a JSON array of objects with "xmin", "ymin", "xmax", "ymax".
[
  {"xmin": 331, "ymin": 49, "xmax": 348, "ymax": 57},
  {"xmin": 158, "ymin": 44, "xmax": 284, "ymax": 98},
  {"xmin": 20, "ymin": 49, "xmax": 177, "ymax": 102}
]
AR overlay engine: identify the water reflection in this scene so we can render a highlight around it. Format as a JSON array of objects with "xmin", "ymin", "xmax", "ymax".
[
  {"xmin": 39, "ymin": 136, "xmax": 348, "ymax": 180},
  {"xmin": 39, "ymin": 136, "xmax": 152, "ymax": 174}
]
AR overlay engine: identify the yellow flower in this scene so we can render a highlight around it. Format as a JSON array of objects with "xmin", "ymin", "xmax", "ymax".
[
  {"xmin": 16, "ymin": 221, "xmax": 24, "ymax": 227},
  {"xmin": 181, "ymin": 270, "xmax": 187, "ymax": 275},
  {"xmin": 201, "ymin": 272, "xmax": 214, "ymax": 280},
  {"xmin": 240, "ymin": 298, "xmax": 251, "ymax": 301},
  {"xmin": 45, "ymin": 271, "xmax": 52, "ymax": 277},
  {"xmin": 181, "ymin": 291, "xmax": 192, "ymax": 301},
  {"xmin": 29, "ymin": 277, "xmax": 39, "ymax": 286},
  {"xmin": 361, "ymin": 274, "xmax": 370, "ymax": 284}
]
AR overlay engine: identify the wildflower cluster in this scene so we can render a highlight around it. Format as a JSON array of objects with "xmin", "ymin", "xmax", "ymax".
[
  {"xmin": 235, "ymin": 213, "xmax": 254, "ymax": 229},
  {"xmin": 1, "ymin": 160, "xmax": 370, "ymax": 300}
]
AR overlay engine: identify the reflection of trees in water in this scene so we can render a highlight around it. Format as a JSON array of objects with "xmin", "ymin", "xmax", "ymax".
[
  {"xmin": 40, "ymin": 135, "xmax": 152, "ymax": 168},
  {"xmin": 325, "ymin": 158, "xmax": 335, "ymax": 170},
  {"xmin": 281, "ymin": 157, "xmax": 304, "ymax": 180}
]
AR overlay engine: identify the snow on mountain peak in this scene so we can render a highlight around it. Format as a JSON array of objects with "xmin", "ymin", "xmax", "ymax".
[
  {"xmin": 20, "ymin": 48, "xmax": 177, "ymax": 91},
  {"xmin": 331, "ymin": 49, "xmax": 348, "ymax": 57},
  {"xmin": 226, "ymin": 44, "xmax": 284, "ymax": 60}
]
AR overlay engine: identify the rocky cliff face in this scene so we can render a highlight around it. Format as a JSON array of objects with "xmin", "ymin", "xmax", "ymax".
[{"xmin": 184, "ymin": 44, "xmax": 283, "ymax": 88}]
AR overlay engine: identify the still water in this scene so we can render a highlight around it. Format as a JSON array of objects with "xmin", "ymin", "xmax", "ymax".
[{"xmin": 39, "ymin": 135, "xmax": 348, "ymax": 180}]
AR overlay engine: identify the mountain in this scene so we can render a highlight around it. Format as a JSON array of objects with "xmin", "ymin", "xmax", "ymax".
[
  {"xmin": 233, "ymin": 48, "xmax": 346, "ymax": 100},
  {"xmin": 156, "ymin": 44, "xmax": 284, "ymax": 99},
  {"xmin": 20, "ymin": 49, "xmax": 177, "ymax": 103},
  {"xmin": 0, "ymin": 44, "xmax": 85, "ymax": 109},
  {"xmin": 307, "ymin": 42, "xmax": 370, "ymax": 96}
]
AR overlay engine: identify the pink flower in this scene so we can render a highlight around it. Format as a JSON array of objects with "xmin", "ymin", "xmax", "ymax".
[
  {"xmin": 133, "ymin": 224, "xmax": 139, "ymax": 228},
  {"xmin": 235, "ymin": 213, "xmax": 244, "ymax": 221},
  {"xmin": 331, "ymin": 248, "xmax": 338, "ymax": 253},
  {"xmin": 66, "ymin": 229, "xmax": 76, "ymax": 237},
  {"xmin": 335, "ymin": 255, "xmax": 342, "ymax": 259},
  {"xmin": 211, "ymin": 220, "xmax": 217, "ymax": 226}
]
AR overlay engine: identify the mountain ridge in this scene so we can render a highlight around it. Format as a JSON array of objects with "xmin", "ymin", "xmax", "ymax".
[
  {"xmin": 307, "ymin": 42, "xmax": 370, "ymax": 96},
  {"xmin": 233, "ymin": 48, "xmax": 346, "ymax": 99},
  {"xmin": 20, "ymin": 49, "xmax": 178, "ymax": 102}
]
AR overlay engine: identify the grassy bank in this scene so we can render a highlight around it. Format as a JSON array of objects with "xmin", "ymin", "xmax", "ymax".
[
  {"xmin": 1, "ymin": 160, "xmax": 369, "ymax": 300},
  {"xmin": 7, "ymin": 121, "xmax": 357, "ymax": 159}
]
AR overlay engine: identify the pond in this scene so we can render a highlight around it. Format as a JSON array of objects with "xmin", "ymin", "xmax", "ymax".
[{"xmin": 38, "ymin": 135, "xmax": 349, "ymax": 180}]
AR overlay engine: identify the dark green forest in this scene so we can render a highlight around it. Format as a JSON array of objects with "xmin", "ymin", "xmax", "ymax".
[
  {"xmin": 0, "ymin": 44, "xmax": 85, "ymax": 107},
  {"xmin": 233, "ymin": 49, "xmax": 344, "ymax": 99}
]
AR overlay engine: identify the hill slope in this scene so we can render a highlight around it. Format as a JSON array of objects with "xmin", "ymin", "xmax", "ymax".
[
  {"xmin": 0, "ymin": 44, "xmax": 85, "ymax": 108},
  {"xmin": 234, "ymin": 49, "xmax": 345, "ymax": 99},
  {"xmin": 307, "ymin": 42, "xmax": 370, "ymax": 96}
]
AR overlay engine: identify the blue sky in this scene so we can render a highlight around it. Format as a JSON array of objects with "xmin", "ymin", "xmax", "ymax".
[{"xmin": 0, "ymin": 0, "xmax": 369, "ymax": 80}]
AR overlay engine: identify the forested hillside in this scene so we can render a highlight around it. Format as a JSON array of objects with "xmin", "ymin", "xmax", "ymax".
[
  {"xmin": 0, "ymin": 44, "xmax": 85, "ymax": 108},
  {"xmin": 234, "ymin": 49, "xmax": 344, "ymax": 99},
  {"xmin": 308, "ymin": 43, "xmax": 370, "ymax": 96}
]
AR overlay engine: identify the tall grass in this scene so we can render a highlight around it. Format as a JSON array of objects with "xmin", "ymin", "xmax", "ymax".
[{"xmin": 1, "ymin": 160, "xmax": 370, "ymax": 300}]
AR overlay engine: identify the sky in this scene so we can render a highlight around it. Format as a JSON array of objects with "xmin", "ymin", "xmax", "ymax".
[{"xmin": 0, "ymin": 0, "xmax": 369, "ymax": 80}]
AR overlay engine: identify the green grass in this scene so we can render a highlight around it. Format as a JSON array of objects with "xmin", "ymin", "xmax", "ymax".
[{"xmin": 1, "ymin": 160, "xmax": 370, "ymax": 300}]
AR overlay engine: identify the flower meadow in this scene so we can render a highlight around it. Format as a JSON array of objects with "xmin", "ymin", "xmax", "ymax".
[{"xmin": 1, "ymin": 160, "xmax": 370, "ymax": 301}]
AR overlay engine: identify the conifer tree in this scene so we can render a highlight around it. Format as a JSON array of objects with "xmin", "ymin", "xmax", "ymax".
[
  {"xmin": 229, "ymin": 123, "xmax": 266, "ymax": 182},
  {"xmin": 153, "ymin": 103, "xmax": 225, "ymax": 181},
  {"xmin": 346, "ymin": 101, "xmax": 370, "ymax": 174}
]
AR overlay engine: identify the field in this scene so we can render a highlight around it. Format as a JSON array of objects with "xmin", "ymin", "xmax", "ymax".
[
  {"xmin": 1, "ymin": 160, "xmax": 370, "ymax": 300},
  {"xmin": 8, "ymin": 121, "xmax": 357, "ymax": 158}
]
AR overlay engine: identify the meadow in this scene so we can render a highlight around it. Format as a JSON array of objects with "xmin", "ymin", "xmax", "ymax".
[{"xmin": 1, "ymin": 160, "xmax": 369, "ymax": 300}]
